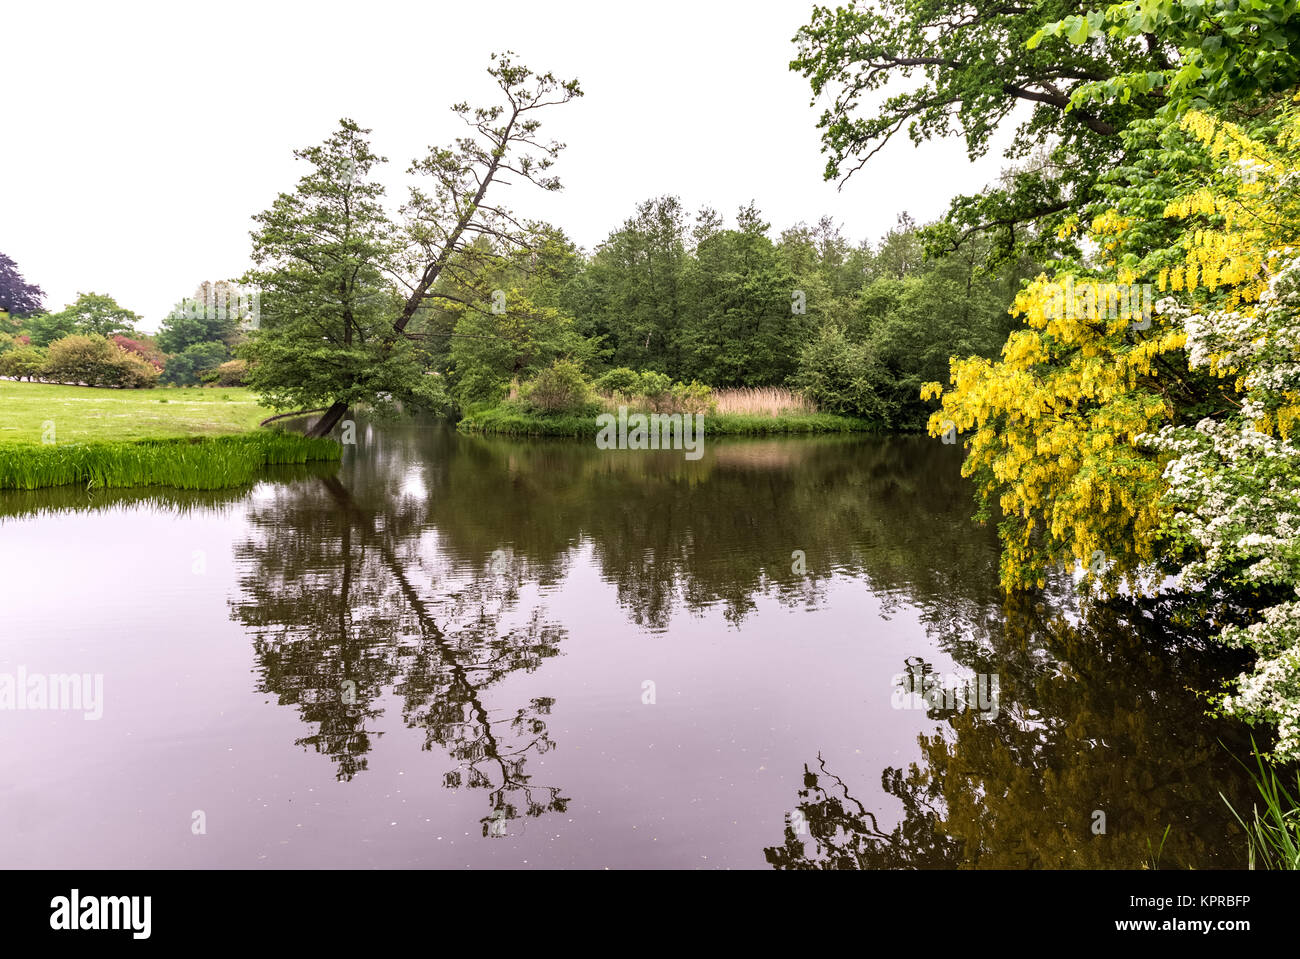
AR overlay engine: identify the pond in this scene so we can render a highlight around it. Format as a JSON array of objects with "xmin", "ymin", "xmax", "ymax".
[{"xmin": 0, "ymin": 419, "xmax": 1257, "ymax": 868}]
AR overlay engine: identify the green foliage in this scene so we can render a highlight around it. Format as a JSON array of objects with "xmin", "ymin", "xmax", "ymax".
[
  {"xmin": 24, "ymin": 292, "xmax": 141, "ymax": 346},
  {"xmin": 160, "ymin": 340, "xmax": 229, "ymax": 386},
  {"xmin": 1223, "ymin": 740, "xmax": 1300, "ymax": 870},
  {"xmin": 241, "ymin": 119, "xmax": 434, "ymax": 415},
  {"xmin": 590, "ymin": 366, "xmax": 715, "ymax": 414},
  {"xmin": 789, "ymin": 324, "xmax": 882, "ymax": 422},
  {"xmin": 0, "ymin": 432, "xmax": 339, "ymax": 491},
  {"xmin": 592, "ymin": 367, "xmax": 641, "ymax": 395},
  {"xmin": 43, "ymin": 335, "xmax": 159, "ymax": 388},
  {"xmin": 1032, "ymin": 1, "xmax": 1300, "ymax": 116},
  {"xmin": 788, "ymin": 228, "xmax": 1027, "ymax": 430},
  {"xmin": 790, "ymin": 0, "xmax": 1171, "ymax": 264},
  {"xmin": 0, "ymin": 345, "xmax": 47, "ymax": 381},
  {"xmin": 446, "ymin": 283, "xmax": 597, "ymax": 406},
  {"xmin": 157, "ymin": 286, "xmax": 241, "ymax": 354},
  {"xmin": 515, "ymin": 358, "xmax": 596, "ymax": 415}
]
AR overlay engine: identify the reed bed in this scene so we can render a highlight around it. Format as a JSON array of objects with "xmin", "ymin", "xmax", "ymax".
[
  {"xmin": 0, "ymin": 432, "xmax": 341, "ymax": 491},
  {"xmin": 711, "ymin": 387, "xmax": 817, "ymax": 417}
]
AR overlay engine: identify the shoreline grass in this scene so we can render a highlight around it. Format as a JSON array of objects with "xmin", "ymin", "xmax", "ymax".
[
  {"xmin": 1222, "ymin": 739, "xmax": 1300, "ymax": 869},
  {"xmin": 0, "ymin": 433, "xmax": 341, "ymax": 491},
  {"xmin": 457, "ymin": 406, "xmax": 876, "ymax": 437}
]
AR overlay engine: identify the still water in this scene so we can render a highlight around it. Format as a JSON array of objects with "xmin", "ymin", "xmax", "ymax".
[{"xmin": 0, "ymin": 420, "xmax": 1256, "ymax": 868}]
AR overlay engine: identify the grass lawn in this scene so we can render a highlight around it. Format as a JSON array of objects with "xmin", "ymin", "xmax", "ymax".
[{"xmin": 0, "ymin": 381, "xmax": 273, "ymax": 444}]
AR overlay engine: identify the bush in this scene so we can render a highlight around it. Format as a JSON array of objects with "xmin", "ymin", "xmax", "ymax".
[
  {"xmin": 517, "ymin": 359, "xmax": 594, "ymax": 415},
  {"xmin": 592, "ymin": 367, "xmax": 641, "ymax": 395},
  {"xmin": 111, "ymin": 350, "xmax": 161, "ymax": 388},
  {"xmin": 788, "ymin": 325, "xmax": 882, "ymax": 422},
  {"xmin": 0, "ymin": 345, "xmax": 47, "ymax": 381},
  {"xmin": 111, "ymin": 334, "xmax": 166, "ymax": 370},
  {"xmin": 592, "ymin": 367, "xmax": 715, "ymax": 414},
  {"xmin": 209, "ymin": 359, "xmax": 250, "ymax": 386},
  {"xmin": 668, "ymin": 381, "xmax": 715, "ymax": 414},
  {"xmin": 42, "ymin": 335, "xmax": 160, "ymax": 388}
]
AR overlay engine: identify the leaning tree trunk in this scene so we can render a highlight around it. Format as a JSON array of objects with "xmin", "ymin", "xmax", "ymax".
[{"xmin": 307, "ymin": 401, "xmax": 349, "ymax": 438}]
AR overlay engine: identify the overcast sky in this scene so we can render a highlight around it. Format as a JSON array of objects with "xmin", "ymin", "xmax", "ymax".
[{"xmin": 3, "ymin": 0, "xmax": 1018, "ymax": 331}]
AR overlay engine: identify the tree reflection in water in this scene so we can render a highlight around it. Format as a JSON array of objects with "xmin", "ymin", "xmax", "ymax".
[
  {"xmin": 765, "ymin": 591, "xmax": 1258, "ymax": 869},
  {"xmin": 205, "ymin": 421, "xmax": 1260, "ymax": 862},
  {"xmin": 229, "ymin": 442, "xmax": 570, "ymax": 832}
]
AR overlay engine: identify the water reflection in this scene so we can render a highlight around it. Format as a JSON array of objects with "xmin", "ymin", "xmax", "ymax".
[
  {"xmin": 230, "ymin": 468, "xmax": 569, "ymax": 830},
  {"xmin": 0, "ymin": 420, "xmax": 1257, "ymax": 866},
  {"xmin": 765, "ymin": 592, "xmax": 1257, "ymax": 869}
]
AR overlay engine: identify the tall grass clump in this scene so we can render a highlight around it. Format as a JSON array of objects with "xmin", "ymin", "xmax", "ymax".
[
  {"xmin": 713, "ymin": 387, "xmax": 817, "ymax": 417},
  {"xmin": 0, "ymin": 432, "xmax": 340, "ymax": 491},
  {"xmin": 1223, "ymin": 740, "xmax": 1300, "ymax": 869}
]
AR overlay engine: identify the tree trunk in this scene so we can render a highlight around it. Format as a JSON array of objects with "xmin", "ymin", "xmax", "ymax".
[{"xmin": 307, "ymin": 401, "xmax": 349, "ymax": 438}]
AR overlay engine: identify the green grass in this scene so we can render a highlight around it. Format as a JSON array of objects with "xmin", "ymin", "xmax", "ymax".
[
  {"xmin": 457, "ymin": 406, "xmax": 876, "ymax": 437},
  {"xmin": 1222, "ymin": 739, "xmax": 1300, "ymax": 869},
  {"xmin": 0, "ymin": 381, "xmax": 271, "ymax": 444},
  {"xmin": 0, "ymin": 433, "xmax": 341, "ymax": 491}
]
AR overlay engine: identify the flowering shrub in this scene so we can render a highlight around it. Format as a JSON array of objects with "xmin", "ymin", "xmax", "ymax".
[
  {"xmin": 110, "ymin": 334, "xmax": 166, "ymax": 370},
  {"xmin": 1144, "ymin": 257, "xmax": 1300, "ymax": 759}
]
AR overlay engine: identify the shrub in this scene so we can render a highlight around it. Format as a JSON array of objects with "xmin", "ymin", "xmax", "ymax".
[
  {"xmin": 111, "ymin": 334, "xmax": 166, "ymax": 370},
  {"xmin": 592, "ymin": 367, "xmax": 715, "ymax": 414},
  {"xmin": 668, "ymin": 381, "xmax": 716, "ymax": 414},
  {"xmin": 42, "ymin": 335, "xmax": 161, "ymax": 388},
  {"xmin": 0, "ymin": 345, "xmax": 47, "ymax": 381},
  {"xmin": 634, "ymin": 371, "xmax": 674, "ymax": 409},
  {"xmin": 789, "ymin": 325, "xmax": 882, "ymax": 421},
  {"xmin": 111, "ymin": 350, "xmax": 161, "ymax": 388},
  {"xmin": 517, "ymin": 358, "xmax": 594, "ymax": 415},
  {"xmin": 209, "ymin": 359, "xmax": 249, "ymax": 386},
  {"xmin": 592, "ymin": 367, "xmax": 641, "ymax": 395}
]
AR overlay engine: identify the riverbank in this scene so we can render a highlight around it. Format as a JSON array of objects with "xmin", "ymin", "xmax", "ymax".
[
  {"xmin": 457, "ymin": 405, "xmax": 876, "ymax": 437},
  {"xmin": 0, "ymin": 381, "xmax": 339, "ymax": 490}
]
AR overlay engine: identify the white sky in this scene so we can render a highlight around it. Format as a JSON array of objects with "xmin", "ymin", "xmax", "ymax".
[{"xmin": 2, "ymin": 0, "xmax": 1018, "ymax": 332}]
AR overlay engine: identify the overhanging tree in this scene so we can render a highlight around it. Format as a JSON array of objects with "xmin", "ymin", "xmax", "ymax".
[{"xmin": 790, "ymin": 1, "xmax": 1175, "ymax": 264}]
